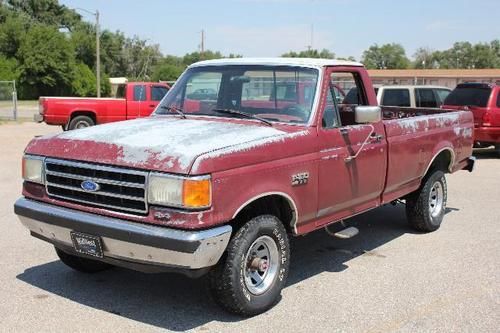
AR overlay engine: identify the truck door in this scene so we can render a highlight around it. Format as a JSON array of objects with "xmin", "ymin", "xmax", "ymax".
[
  {"xmin": 126, "ymin": 84, "xmax": 148, "ymax": 119},
  {"xmin": 147, "ymin": 85, "xmax": 169, "ymax": 115},
  {"xmin": 316, "ymin": 68, "xmax": 387, "ymax": 223}
]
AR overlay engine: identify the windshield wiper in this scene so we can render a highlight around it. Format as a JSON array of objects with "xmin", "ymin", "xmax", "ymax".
[
  {"xmin": 159, "ymin": 105, "xmax": 186, "ymax": 119},
  {"xmin": 212, "ymin": 108, "xmax": 272, "ymax": 126}
]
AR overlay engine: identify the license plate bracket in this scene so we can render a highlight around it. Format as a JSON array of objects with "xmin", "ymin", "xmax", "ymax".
[{"xmin": 70, "ymin": 232, "xmax": 103, "ymax": 258}]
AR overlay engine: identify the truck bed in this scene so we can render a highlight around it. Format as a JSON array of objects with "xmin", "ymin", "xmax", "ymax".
[{"xmin": 381, "ymin": 108, "xmax": 474, "ymax": 203}]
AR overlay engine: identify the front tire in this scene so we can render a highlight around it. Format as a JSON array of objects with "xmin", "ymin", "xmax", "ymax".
[
  {"xmin": 406, "ymin": 170, "xmax": 447, "ymax": 232},
  {"xmin": 208, "ymin": 215, "xmax": 290, "ymax": 316},
  {"xmin": 55, "ymin": 247, "xmax": 112, "ymax": 273}
]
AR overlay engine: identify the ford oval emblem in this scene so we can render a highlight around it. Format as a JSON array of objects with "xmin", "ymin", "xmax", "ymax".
[{"xmin": 81, "ymin": 180, "xmax": 100, "ymax": 192}]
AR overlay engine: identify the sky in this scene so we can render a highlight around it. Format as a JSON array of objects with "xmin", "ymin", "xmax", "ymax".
[{"xmin": 59, "ymin": 0, "xmax": 500, "ymax": 60}]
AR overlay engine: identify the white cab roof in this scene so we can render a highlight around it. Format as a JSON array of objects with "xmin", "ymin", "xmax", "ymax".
[{"xmin": 190, "ymin": 57, "xmax": 363, "ymax": 69}]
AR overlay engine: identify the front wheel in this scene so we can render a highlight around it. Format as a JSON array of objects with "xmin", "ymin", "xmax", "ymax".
[
  {"xmin": 208, "ymin": 215, "xmax": 290, "ymax": 316},
  {"xmin": 406, "ymin": 170, "xmax": 447, "ymax": 232}
]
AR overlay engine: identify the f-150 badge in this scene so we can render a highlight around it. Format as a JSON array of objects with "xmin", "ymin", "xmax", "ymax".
[{"xmin": 291, "ymin": 172, "xmax": 309, "ymax": 186}]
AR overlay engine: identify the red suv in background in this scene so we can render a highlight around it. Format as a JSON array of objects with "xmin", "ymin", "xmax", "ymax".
[{"xmin": 443, "ymin": 82, "xmax": 500, "ymax": 151}]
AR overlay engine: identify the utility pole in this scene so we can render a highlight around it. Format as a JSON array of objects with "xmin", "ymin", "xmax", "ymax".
[
  {"xmin": 96, "ymin": 10, "xmax": 100, "ymax": 98},
  {"xmin": 307, "ymin": 24, "xmax": 314, "ymax": 51},
  {"xmin": 200, "ymin": 29, "xmax": 205, "ymax": 60}
]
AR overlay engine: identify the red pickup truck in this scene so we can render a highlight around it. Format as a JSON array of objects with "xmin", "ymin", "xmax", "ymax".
[
  {"xmin": 36, "ymin": 82, "xmax": 170, "ymax": 130},
  {"xmin": 443, "ymin": 82, "xmax": 500, "ymax": 152},
  {"xmin": 16, "ymin": 58, "xmax": 475, "ymax": 316}
]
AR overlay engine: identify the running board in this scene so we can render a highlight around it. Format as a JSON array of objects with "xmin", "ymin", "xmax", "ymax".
[
  {"xmin": 333, "ymin": 227, "xmax": 359, "ymax": 239},
  {"xmin": 325, "ymin": 224, "xmax": 359, "ymax": 239}
]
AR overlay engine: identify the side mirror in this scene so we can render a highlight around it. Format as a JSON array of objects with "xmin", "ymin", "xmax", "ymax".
[{"xmin": 355, "ymin": 106, "xmax": 381, "ymax": 124}]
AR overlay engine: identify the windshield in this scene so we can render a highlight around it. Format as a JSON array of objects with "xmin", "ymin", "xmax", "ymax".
[
  {"xmin": 155, "ymin": 65, "xmax": 319, "ymax": 124},
  {"xmin": 444, "ymin": 87, "xmax": 491, "ymax": 107}
]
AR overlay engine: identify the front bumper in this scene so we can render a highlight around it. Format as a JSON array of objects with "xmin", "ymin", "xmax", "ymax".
[{"xmin": 14, "ymin": 198, "xmax": 232, "ymax": 271}]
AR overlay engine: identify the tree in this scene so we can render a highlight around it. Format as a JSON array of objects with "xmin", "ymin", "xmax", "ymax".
[
  {"xmin": 5, "ymin": 0, "xmax": 80, "ymax": 31},
  {"xmin": 71, "ymin": 22, "xmax": 96, "ymax": 69},
  {"xmin": 281, "ymin": 48, "xmax": 335, "ymax": 59},
  {"xmin": 17, "ymin": 24, "xmax": 75, "ymax": 98},
  {"xmin": 71, "ymin": 62, "xmax": 96, "ymax": 96},
  {"xmin": 413, "ymin": 47, "xmax": 437, "ymax": 69},
  {"xmin": 182, "ymin": 50, "xmax": 223, "ymax": 66},
  {"xmin": 0, "ymin": 12, "xmax": 27, "ymax": 58},
  {"xmin": 0, "ymin": 55, "xmax": 18, "ymax": 80},
  {"xmin": 361, "ymin": 43, "xmax": 410, "ymax": 69},
  {"xmin": 151, "ymin": 63, "xmax": 184, "ymax": 82},
  {"xmin": 337, "ymin": 56, "xmax": 357, "ymax": 62},
  {"xmin": 99, "ymin": 30, "xmax": 128, "ymax": 77}
]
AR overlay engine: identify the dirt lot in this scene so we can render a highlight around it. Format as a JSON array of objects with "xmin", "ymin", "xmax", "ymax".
[{"xmin": 0, "ymin": 122, "xmax": 499, "ymax": 332}]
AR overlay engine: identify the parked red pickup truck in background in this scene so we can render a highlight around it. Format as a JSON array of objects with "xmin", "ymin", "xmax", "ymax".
[
  {"xmin": 443, "ymin": 82, "xmax": 500, "ymax": 151},
  {"xmin": 16, "ymin": 58, "xmax": 475, "ymax": 316},
  {"xmin": 36, "ymin": 82, "xmax": 170, "ymax": 130}
]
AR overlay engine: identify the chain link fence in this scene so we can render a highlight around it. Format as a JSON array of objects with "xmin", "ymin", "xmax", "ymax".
[{"xmin": 0, "ymin": 81, "xmax": 18, "ymax": 120}]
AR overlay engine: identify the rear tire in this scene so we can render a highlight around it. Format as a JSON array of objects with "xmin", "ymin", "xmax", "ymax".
[
  {"xmin": 208, "ymin": 215, "xmax": 290, "ymax": 316},
  {"xmin": 406, "ymin": 170, "xmax": 447, "ymax": 232},
  {"xmin": 55, "ymin": 247, "xmax": 111, "ymax": 273},
  {"xmin": 68, "ymin": 115, "xmax": 94, "ymax": 130}
]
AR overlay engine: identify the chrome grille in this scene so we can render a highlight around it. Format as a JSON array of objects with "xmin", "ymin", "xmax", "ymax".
[{"xmin": 44, "ymin": 158, "xmax": 148, "ymax": 214}]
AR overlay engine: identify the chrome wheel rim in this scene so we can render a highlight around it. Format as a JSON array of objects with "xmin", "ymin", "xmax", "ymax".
[
  {"xmin": 244, "ymin": 235, "xmax": 279, "ymax": 295},
  {"xmin": 429, "ymin": 181, "xmax": 444, "ymax": 218},
  {"xmin": 75, "ymin": 121, "xmax": 89, "ymax": 129}
]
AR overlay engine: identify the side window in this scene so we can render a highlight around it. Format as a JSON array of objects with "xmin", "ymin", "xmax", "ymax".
[
  {"xmin": 416, "ymin": 88, "xmax": 438, "ymax": 108},
  {"xmin": 133, "ymin": 85, "xmax": 146, "ymax": 101},
  {"xmin": 330, "ymin": 72, "xmax": 367, "ymax": 126},
  {"xmin": 497, "ymin": 92, "xmax": 500, "ymax": 107},
  {"xmin": 436, "ymin": 89, "xmax": 451, "ymax": 105},
  {"xmin": 151, "ymin": 86, "xmax": 168, "ymax": 101},
  {"xmin": 116, "ymin": 84, "xmax": 126, "ymax": 98},
  {"xmin": 382, "ymin": 89, "xmax": 410, "ymax": 107},
  {"xmin": 322, "ymin": 86, "xmax": 340, "ymax": 128}
]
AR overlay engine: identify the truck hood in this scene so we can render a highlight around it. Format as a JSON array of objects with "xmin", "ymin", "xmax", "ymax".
[{"xmin": 25, "ymin": 117, "xmax": 290, "ymax": 174}]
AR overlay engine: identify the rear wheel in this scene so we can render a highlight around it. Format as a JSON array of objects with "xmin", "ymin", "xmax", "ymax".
[
  {"xmin": 55, "ymin": 247, "xmax": 111, "ymax": 273},
  {"xmin": 406, "ymin": 170, "xmax": 447, "ymax": 232},
  {"xmin": 68, "ymin": 115, "xmax": 94, "ymax": 130},
  {"xmin": 208, "ymin": 215, "xmax": 290, "ymax": 316}
]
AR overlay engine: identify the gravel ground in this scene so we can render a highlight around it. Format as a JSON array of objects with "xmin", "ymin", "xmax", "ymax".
[{"xmin": 0, "ymin": 122, "xmax": 499, "ymax": 332}]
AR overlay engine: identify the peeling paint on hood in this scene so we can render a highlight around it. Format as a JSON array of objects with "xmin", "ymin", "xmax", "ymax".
[{"xmin": 27, "ymin": 117, "xmax": 287, "ymax": 174}]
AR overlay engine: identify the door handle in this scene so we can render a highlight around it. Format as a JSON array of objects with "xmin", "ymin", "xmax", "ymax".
[{"xmin": 370, "ymin": 133, "xmax": 384, "ymax": 142}]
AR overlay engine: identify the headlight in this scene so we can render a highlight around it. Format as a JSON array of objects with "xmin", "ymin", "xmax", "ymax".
[
  {"xmin": 22, "ymin": 155, "xmax": 45, "ymax": 184},
  {"xmin": 148, "ymin": 173, "xmax": 211, "ymax": 209}
]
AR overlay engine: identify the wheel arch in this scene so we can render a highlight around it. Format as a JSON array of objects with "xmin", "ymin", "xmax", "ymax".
[
  {"xmin": 422, "ymin": 147, "xmax": 455, "ymax": 177},
  {"xmin": 231, "ymin": 192, "xmax": 298, "ymax": 235},
  {"xmin": 69, "ymin": 110, "xmax": 97, "ymax": 124}
]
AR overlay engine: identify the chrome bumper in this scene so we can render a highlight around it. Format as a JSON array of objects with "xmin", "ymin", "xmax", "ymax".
[
  {"xmin": 33, "ymin": 113, "xmax": 43, "ymax": 123},
  {"xmin": 14, "ymin": 198, "xmax": 232, "ymax": 270}
]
